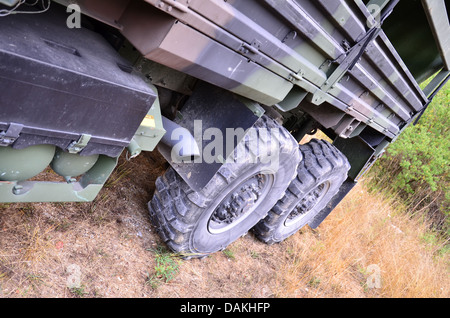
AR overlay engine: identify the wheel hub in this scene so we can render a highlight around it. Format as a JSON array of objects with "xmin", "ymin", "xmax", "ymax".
[
  {"xmin": 209, "ymin": 174, "xmax": 268, "ymax": 233},
  {"xmin": 287, "ymin": 182, "xmax": 328, "ymax": 223}
]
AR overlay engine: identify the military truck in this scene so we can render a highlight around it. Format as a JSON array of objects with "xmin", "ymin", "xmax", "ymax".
[{"xmin": 1, "ymin": 0, "xmax": 449, "ymax": 258}]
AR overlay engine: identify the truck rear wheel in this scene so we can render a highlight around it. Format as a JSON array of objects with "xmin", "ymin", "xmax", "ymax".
[
  {"xmin": 253, "ymin": 139, "xmax": 350, "ymax": 244},
  {"xmin": 148, "ymin": 115, "xmax": 301, "ymax": 258}
]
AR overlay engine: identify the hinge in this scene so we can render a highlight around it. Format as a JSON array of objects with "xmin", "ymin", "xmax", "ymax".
[
  {"xmin": 0, "ymin": 123, "xmax": 23, "ymax": 147},
  {"xmin": 289, "ymin": 71, "xmax": 304, "ymax": 82},
  {"xmin": 160, "ymin": 0, "xmax": 189, "ymax": 13},
  {"xmin": 239, "ymin": 40, "xmax": 262, "ymax": 60},
  {"xmin": 239, "ymin": 43, "xmax": 259, "ymax": 55},
  {"xmin": 67, "ymin": 134, "xmax": 92, "ymax": 154}
]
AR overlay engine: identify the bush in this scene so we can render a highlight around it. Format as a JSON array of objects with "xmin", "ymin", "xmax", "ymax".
[{"xmin": 370, "ymin": 81, "xmax": 449, "ymax": 236}]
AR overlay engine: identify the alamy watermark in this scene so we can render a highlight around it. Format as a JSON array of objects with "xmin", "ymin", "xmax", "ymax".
[
  {"xmin": 366, "ymin": 264, "xmax": 381, "ymax": 289},
  {"xmin": 167, "ymin": 121, "xmax": 282, "ymax": 173},
  {"xmin": 66, "ymin": 263, "xmax": 81, "ymax": 289},
  {"xmin": 365, "ymin": 0, "xmax": 393, "ymax": 29},
  {"xmin": 66, "ymin": 3, "xmax": 81, "ymax": 29},
  {"xmin": 61, "ymin": 1, "xmax": 384, "ymax": 29}
]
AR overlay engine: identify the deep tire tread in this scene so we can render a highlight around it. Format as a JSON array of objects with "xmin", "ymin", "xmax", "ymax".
[
  {"xmin": 253, "ymin": 139, "xmax": 350, "ymax": 244},
  {"xmin": 148, "ymin": 115, "xmax": 301, "ymax": 257}
]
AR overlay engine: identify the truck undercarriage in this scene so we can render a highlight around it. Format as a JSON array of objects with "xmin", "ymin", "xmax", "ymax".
[{"xmin": 1, "ymin": 0, "xmax": 448, "ymax": 257}]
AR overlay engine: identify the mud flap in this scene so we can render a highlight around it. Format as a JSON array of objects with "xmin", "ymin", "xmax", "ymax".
[
  {"xmin": 308, "ymin": 179, "xmax": 356, "ymax": 229},
  {"xmin": 158, "ymin": 82, "xmax": 264, "ymax": 191}
]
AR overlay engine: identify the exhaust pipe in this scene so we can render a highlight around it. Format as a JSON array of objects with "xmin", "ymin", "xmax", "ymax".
[{"xmin": 160, "ymin": 116, "xmax": 201, "ymax": 162}]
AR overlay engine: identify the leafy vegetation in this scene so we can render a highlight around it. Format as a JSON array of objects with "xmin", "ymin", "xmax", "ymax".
[
  {"xmin": 146, "ymin": 246, "xmax": 181, "ymax": 289},
  {"xmin": 370, "ymin": 80, "xmax": 449, "ymax": 236}
]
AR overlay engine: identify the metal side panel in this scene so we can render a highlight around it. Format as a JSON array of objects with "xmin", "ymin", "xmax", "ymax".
[
  {"xmin": 56, "ymin": 0, "xmax": 433, "ymax": 139},
  {"xmin": 260, "ymin": 0, "xmax": 428, "ymax": 134},
  {"xmin": 120, "ymin": 1, "xmax": 293, "ymax": 105},
  {"xmin": 421, "ymin": 0, "xmax": 450, "ymax": 71},
  {"xmin": 146, "ymin": 22, "xmax": 293, "ymax": 105},
  {"xmin": 0, "ymin": 4, "xmax": 157, "ymax": 157},
  {"xmin": 137, "ymin": 0, "xmax": 428, "ymax": 138}
]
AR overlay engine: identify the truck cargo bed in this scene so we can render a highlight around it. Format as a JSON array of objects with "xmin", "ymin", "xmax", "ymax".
[{"xmin": 121, "ymin": 0, "xmax": 432, "ymax": 139}]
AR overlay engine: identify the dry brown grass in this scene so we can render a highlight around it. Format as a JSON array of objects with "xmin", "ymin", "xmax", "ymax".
[
  {"xmin": 276, "ymin": 182, "xmax": 449, "ymax": 298},
  {"xmin": 0, "ymin": 152, "xmax": 448, "ymax": 298}
]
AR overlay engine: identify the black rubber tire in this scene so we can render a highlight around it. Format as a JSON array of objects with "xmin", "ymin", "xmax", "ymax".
[
  {"xmin": 148, "ymin": 115, "xmax": 301, "ymax": 258},
  {"xmin": 253, "ymin": 139, "xmax": 350, "ymax": 245}
]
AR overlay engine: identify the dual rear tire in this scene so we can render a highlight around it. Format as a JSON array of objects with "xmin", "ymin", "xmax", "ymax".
[
  {"xmin": 253, "ymin": 138, "xmax": 350, "ymax": 244},
  {"xmin": 148, "ymin": 116, "xmax": 350, "ymax": 257}
]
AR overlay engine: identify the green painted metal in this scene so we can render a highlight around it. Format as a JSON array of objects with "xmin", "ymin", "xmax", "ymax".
[
  {"xmin": 56, "ymin": 0, "xmax": 445, "ymax": 141},
  {"xmin": 1, "ymin": 0, "xmax": 448, "ymax": 204},
  {"xmin": 124, "ymin": 0, "xmax": 428, "ymax": 140},
  {"xmin": 276, "ymin": 86, "xmax": 308, "ymax": 112},
  {"xmin": 131, "ymin": 86, "xmax": 166, "ymax": 155},
  {"xmin": 238, "ymin": 97, "xmax": 266, "ymax": 118},
  {"xmin": 67, "ymin": 134, "xmax": 92, "ymax": 154},
  {"xmin": 382, "ymin": 0, "xmax": 445, "ymax": 84},
  {"xmin": 423, "ymin": 70, "xmax": 450, "ymax": 98},
  {"xmin": 50, "ymin": 148, "xmax": 99, "ymax": 181},
  {"xmin": 0, "ymin": 0, "xmax": 20, "ymax": 6},
  {"xmin": 126, "ymin": 138, "xmax": 142, "ymax": 159},
  {"xmin": 0, "ymin": 86, "xmax": 165, "ymax": 203},
  {"xmin": 0, "ymin": 155, "xmax": 118, "ymax": 203},
  {"xmin": 421, "ymin": 0, "xmax": 450, "ymax": 71},
  {"xmin": 0, "ymin": 145, "xmax": 55, "ymax": 182}
]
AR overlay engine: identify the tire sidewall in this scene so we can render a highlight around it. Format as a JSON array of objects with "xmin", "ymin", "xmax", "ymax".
[
  {"xmin": 190, "ymin": 149, "xmax": 299, "ymax": 254},
  {"xmin": 270, "ymin": 166, "xmax": 348, "ymax": 243}
]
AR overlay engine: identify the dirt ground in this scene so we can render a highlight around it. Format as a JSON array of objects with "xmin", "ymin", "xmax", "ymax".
[
  {"xmin": 1, "ymin": 150, "xmax": 448, "ymax": 299},
  {"xmin": 0, "ymin": 151, "xmax": 292, "ymax": 298}
]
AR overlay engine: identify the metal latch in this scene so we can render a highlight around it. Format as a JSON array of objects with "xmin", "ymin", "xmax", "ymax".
[
  {"xmin": 289, "ymin": 71, "xmax": 304, "ymax": 82},
  {"xmin": 160, "ymin": 0, "xmax": 189, "ymax": 13},
  {"xmin": 239, "ymin": 43, "xmax": 258, "ymax": 55},
  {"xmin": 67, "ymin": 134, "xmax": 92, "ymax": 154},
  {"xmin": 0, "ymin": 123, "xmax": 23, "ymax": 146},
  {"xmin": 239, "ymin": 40, "xmax": 262, "ymax": 59}
]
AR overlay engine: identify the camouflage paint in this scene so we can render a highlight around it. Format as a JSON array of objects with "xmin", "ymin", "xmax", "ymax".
[
  {"xmin": 1, "ymin": 0, "xmax": 447, "ymax": 205},
  {"xmin": 126, "ymin": 0, "xmax": 428, "ymax": 139},
  {"xmin": 55, "ymin": 0, "xmax": 441, "ymax": 139}
]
